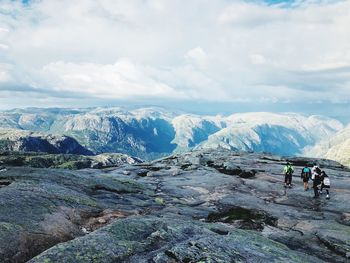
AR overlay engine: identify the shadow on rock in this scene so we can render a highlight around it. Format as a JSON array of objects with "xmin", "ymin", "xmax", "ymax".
[{"xmin": 207, "ymin": 206, "xmax": 278, "ymax": 231}]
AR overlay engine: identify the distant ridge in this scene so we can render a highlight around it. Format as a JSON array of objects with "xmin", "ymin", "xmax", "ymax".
[
  {"xmin": 305, "ymin": 124, "xmax": 350, "ymax": 167},
  {"xmin": 0, "ymin": 107, "xmax": 344, "ymax": 160},
  {"xmin": 0, "ymin": 128, "xmax": 93, "ymax": 155}
]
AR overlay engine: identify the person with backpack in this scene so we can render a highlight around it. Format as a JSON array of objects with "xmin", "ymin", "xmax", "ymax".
[
  {"xmin": 301, "ymin": 165, "xmax": 311, "ymax": 191},
  {"xmin": 320, "ymin": 171, "xmax": 330, "ymax": 199},
  {"xmin": 312, "ymin": 167, "xmax": 322, "ymax": 198},
  {"xmin": 283, "ymin": 162, "xmax": 294, "ymax": 188}
]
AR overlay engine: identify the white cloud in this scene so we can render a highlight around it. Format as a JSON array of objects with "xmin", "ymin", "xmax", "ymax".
[
  {"xmin": 185, "ymin": 47, "xmax": 208, "ymax": 69},
  {"xmin": 301, "ymin": 62, "xmax": 350, "ymax": 71},
  {"xmin": 0, "ymin": 63, "xmax": 12, "ymax": 82},
  {"xmin": 0, "ymin": 71, "xmax": 10, "ymax": 82},
  {"xmin": 217, "ymin": 2, "xmax": 286, "ymax": 26},
  {"xmin": 250, "ymin": 54, "xmax": 266, "ymax": 65},
  {"xmin": 0, "ymin": 44, "xmax": 8, "ymax": 50},
  {"xmin": 0, "ymin": 0, "xmax": 350, "ymax": 107},
  {"xmin": 39, "ymin": 60, "xmax": 181, "ymax": 99}
]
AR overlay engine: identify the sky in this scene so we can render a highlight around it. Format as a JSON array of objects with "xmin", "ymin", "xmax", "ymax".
[{"xmin": 0, "ymin": 0, "xmax": 350, "ymax": 122}]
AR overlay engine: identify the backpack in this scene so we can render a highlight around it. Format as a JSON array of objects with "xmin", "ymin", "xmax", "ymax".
[
  {"xmin": 303, "ymin": 167, "xmax": 310, "ymax": 174},
  {"xmin": 286, "ymin": 166, "xmax": 293, "ymax": 175},
  {"xmin": 323, "ymin": 177, "xmax": 330, "ymax": 186},
  {"xmin": 302, "ymin": 168, "xmax": 310, "ymax": 179}
]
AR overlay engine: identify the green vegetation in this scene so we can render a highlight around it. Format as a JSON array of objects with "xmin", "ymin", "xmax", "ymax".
[{"xmin": 0, "ymin": 152, "xmax": 90, "ymax": 169}]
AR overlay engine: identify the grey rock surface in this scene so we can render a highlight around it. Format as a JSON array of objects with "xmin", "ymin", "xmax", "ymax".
[{"xmin": 0, "ymin": 148, "xmax": 349, "ymax": 262}]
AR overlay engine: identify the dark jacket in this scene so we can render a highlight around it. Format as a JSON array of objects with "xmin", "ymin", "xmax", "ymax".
[{"xmin": 313, "ymin": 173, "xmax": 322, "ymax": 188}]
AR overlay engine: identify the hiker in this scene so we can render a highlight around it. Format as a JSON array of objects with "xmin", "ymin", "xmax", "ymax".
[
  {"xmin": 312, "ymin": 167, "xmax": 322, "ymax": 198},
  {"xmin": 283, "ymin": 162, "xmax": 294, "ymax": 188},
  {"xmin": 311, "ymin": 164, "xmax": 321, "ymax": 181},
  {"xmin": 320, "ymin": 171, "xmax": 330, "ymax": 199},
  {"xmin": 301, "ymin": 165, "xmax": 311, "ymax": 191}
]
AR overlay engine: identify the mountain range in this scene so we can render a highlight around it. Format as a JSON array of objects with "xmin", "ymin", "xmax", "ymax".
[
  {"xmin": 305, "ymin": 124, "xmax": 350, "ymax": 167},
  {"xmin": 0, "ymin": 107, "xmax": 348, "ymax": 165}
]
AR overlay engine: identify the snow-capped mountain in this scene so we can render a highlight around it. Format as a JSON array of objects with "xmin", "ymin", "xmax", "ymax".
[
  {"xmin": 305, "ymin": 124, "xmax": 350, "ymax": 167},
  {"xmin": 171, "ymin": 114, "xmax": 225, "ymax": 152},
  {"xmin": 0, "ymin": 107, "xmax": 178, "ymax": 159},
  {"xmin": 0, "ymin": 107, "xmax": 344, "ymax": 160},
  {"xmin": 198, "ymin": 112, "xmax": 343, "ymax": 156}
]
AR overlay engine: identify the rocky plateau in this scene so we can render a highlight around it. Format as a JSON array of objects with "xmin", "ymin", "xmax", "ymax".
[{"xmin": 0, "ymin": 148, "xmax": 349, "ymax": 262}]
